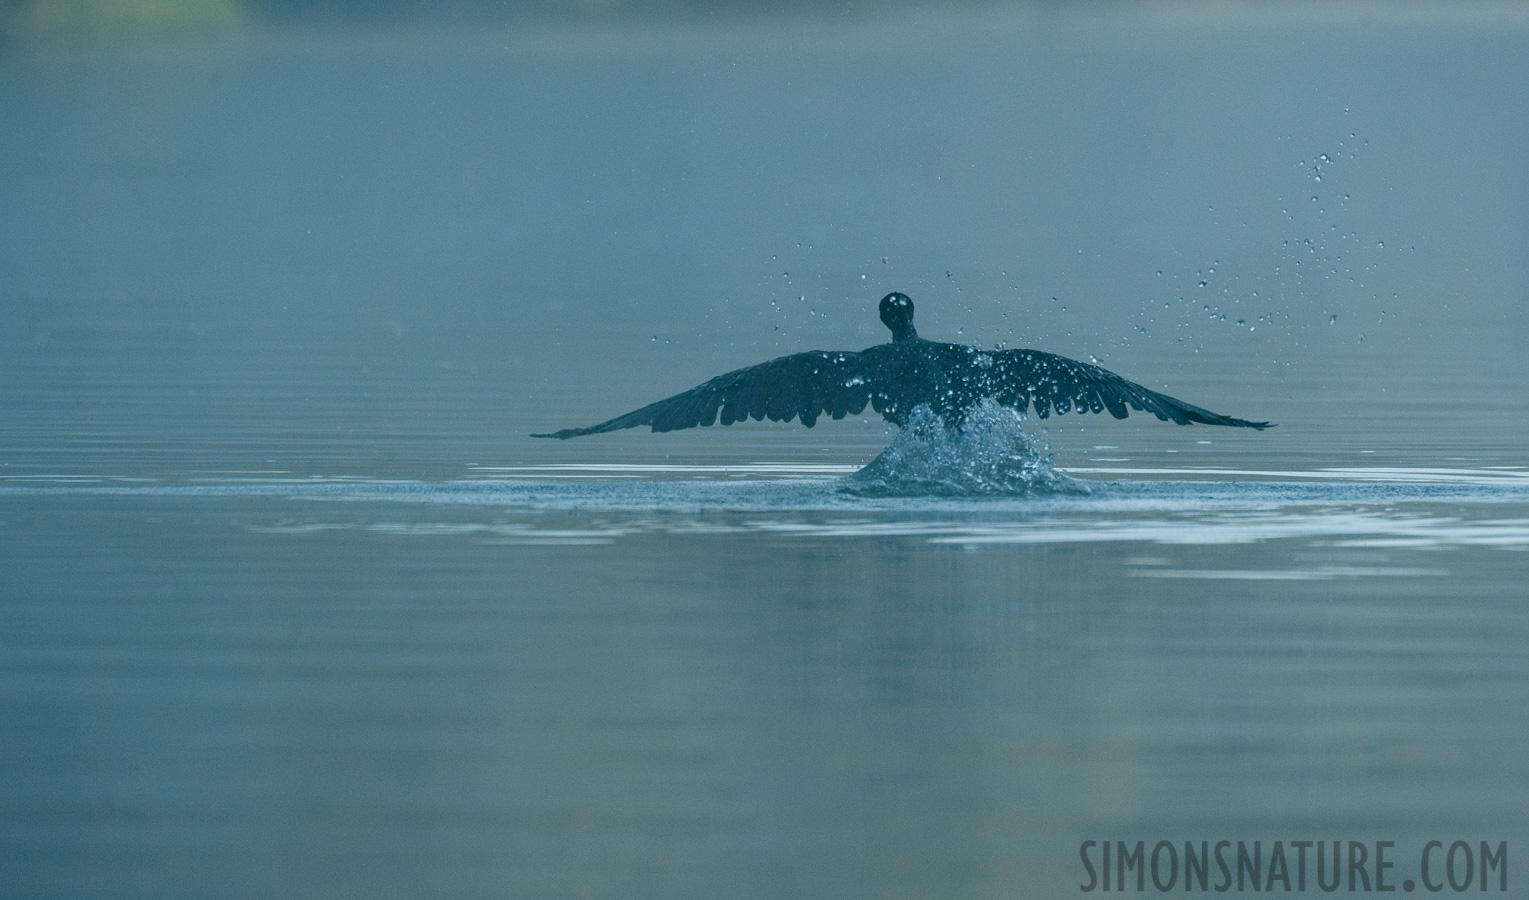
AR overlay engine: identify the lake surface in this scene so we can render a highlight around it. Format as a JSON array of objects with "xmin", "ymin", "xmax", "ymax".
[{"xmin": 3, "ymin": 5, "xmax": 1528, "ymax": 897}]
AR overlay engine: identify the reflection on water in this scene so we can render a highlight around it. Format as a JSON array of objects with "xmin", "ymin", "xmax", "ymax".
[
  {"xmin": 1128, "ymin": 565, "xmax": 1448, "ymax": 580},
  {"xmin": 5, "ymin": 465, "xmax": 1529, "ymax": 899},
  {"xmin": 9, "ymin": 464, "xmax": 1529, "ymax": 556}
]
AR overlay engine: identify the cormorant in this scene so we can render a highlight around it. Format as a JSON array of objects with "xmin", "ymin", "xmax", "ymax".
[{"xmin": 533, "ymin": 292, "xmax": 1270, "ymax": 439}]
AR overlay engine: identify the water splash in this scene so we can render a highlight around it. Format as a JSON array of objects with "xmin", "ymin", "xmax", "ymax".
[{"xmin": 844, "ymin": 400, "xmax": 1090, "ymax": 497}]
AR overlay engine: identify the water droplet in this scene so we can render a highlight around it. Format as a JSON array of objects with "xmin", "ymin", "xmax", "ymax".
[
  {"xmin": 1376, "ymin": 241, "xmax": 1384, "ymax": 248},
  {"xmin": 1329, "ymin": 314, "xmax": 1338, "ymax": 324}
]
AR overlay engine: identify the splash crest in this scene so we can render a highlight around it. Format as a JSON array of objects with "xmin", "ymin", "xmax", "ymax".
[{"xmin": 844, "ymin": 400, "xmax": 1090, "ymax": 497}]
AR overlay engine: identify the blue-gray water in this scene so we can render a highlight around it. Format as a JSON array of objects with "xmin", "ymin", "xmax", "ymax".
[{"xmin": 3, "ymin": 5, "xmax": 1528, "ymax": 898}]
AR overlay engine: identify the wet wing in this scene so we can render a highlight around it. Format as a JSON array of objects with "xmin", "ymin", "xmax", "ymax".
[
  {"xmin": 988, "ymin": 349, "xmax": 1271, "ymax": 429},
  {"xmin": 532, "ymin": 350, "xmax": 877, "ymax": 439}
]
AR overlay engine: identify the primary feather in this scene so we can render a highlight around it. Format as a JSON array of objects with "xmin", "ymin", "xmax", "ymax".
[{"xmin": 533, "ymin": 292, "xmax": 1270, "ymax": 439}]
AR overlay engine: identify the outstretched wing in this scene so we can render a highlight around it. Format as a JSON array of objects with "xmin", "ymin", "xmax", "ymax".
[
  {"xmin": 986, "ymin": 349, "xmax": 1270, "ymax": 428},
  {"xmin": 532, "ymin": 350, "xmax": 878, "ymax": 439}
]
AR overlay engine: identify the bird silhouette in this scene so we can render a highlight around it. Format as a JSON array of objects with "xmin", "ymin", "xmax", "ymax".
[{"xmin": 533, "ymin": 292, "xmax": 1270, "ymax": 439}]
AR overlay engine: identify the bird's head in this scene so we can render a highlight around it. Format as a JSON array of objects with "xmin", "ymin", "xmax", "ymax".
[{"xmin": 879, "ymin": 292, "xmax": 918, "ymax": 342}]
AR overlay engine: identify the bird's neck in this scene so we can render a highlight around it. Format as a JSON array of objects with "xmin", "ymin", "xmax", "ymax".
[{"xmin": 891, "ymin": 324, "xmax": 918, "ymax": 343}]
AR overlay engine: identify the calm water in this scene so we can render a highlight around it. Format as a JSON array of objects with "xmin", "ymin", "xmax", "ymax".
[{"xmin": 3, "ymin": 6, "xmax": 1528, "ymax": 898}]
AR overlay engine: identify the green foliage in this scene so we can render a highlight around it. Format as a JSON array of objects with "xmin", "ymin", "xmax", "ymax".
[{"xmin": 5, "ymin": 0, "xmax": 241, "ymax": 37}]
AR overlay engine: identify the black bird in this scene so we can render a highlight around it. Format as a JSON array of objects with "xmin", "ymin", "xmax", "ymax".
[{"xmin": 533, "ymin": 292, "xmax": 1270, "ymax": 439}]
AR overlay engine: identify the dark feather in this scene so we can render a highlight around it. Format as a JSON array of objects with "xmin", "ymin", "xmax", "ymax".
[
  {"xmin": 531, "ymin": 350, "xmax": 872, "ymax": 439},
  {"xmin": 532, "ymin": 294, "xmax": 1270, "ymax": 439},
  {"xmin": 989, "ymin": 349, "xmax": 1270, "ymax": 429}
]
